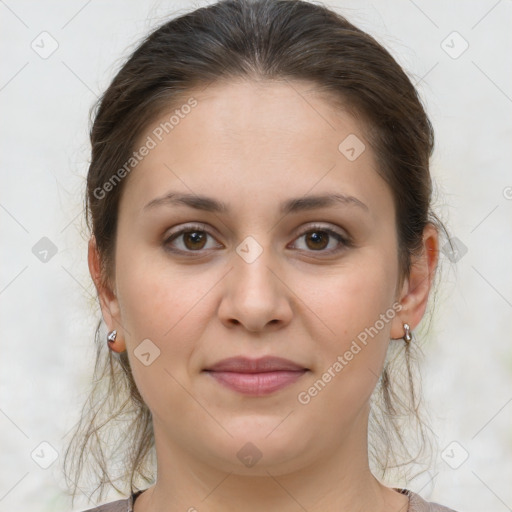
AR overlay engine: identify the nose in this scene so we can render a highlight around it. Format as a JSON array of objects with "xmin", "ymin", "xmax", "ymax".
[{"xmin": 217, "ymin": 246, "xmax": 293, "ymax": 333}]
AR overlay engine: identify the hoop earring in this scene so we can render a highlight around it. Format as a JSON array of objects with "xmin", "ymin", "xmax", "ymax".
[{"xmin": 403, "ymin": 323, "xmax": 412, "ymax": 344}]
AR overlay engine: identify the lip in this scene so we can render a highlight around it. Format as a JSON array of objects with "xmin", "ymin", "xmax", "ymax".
[
  {"xmin": 204, "ymin": 356, "xmax": 307, "ymax": 373},
  {"xmin": 203, "ymin": 356, "xmax": 308, "ymax": 396}
]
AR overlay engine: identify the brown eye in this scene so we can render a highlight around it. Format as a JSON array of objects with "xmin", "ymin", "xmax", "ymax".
[
  {"xmin": 181, "ymin": 230, "xmax": 207, "ymax": 250},
  {"xmin": 304, "ymin": 230, "xmax": 330, "ymax": 250},
  {"xmin": 163, "ymin": 224, "xmax": 221, "ymax": 253},
  {"xmin": 291, "ymin": 225, "xmax": 351, "ymax": 255}
]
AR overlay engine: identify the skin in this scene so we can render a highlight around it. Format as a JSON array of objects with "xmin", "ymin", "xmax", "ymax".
[{"xmin": 89, "ymin": 78, "xmax": 439, "ymax": 512}]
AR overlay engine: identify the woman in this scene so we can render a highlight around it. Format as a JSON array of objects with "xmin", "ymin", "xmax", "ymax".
[{"xmin": 64, "ymin": 0, "xmax": 458, "ymax": 510}]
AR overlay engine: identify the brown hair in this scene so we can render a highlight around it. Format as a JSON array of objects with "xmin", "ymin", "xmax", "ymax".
[{"xmin": 63, "ymin": 0, "xmax": 452, "ymax": 505}]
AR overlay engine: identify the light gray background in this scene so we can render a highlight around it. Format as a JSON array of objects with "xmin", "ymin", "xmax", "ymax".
[{"xmin": 1, "ymin": 1, "xmax": 511, "ymax": 511}]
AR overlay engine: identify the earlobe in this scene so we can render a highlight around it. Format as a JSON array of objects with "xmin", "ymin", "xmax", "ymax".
[
  {"xmin": 390, "ymin": 224, "xmax": 439, "ymax": 339},
  {"xmin": 88, "ymin": 237, "xmax": 126, "ymax": 352}
]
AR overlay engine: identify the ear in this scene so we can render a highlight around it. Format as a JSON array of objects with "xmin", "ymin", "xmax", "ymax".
[
  {"xmin": 390, "ymin": 223, "xmax": 439, "ymax": 340},
  {"xmin": 88, "ymin": 236, "xmax": 126, "ymax": 352}
]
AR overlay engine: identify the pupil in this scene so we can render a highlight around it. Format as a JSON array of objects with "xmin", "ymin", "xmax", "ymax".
[
  {"xmin": 187, "ymin": 231, "xmax": 205, "ymax": 249},
  {"xmin": 308, "ymin": 231, "xmax": 327, "ymax": 250}
]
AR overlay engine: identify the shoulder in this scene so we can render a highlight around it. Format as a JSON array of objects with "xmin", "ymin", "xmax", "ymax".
[
  {"xmin": 76, "ymin": 488, "xmax": 460, "ymax": 512},
  {"xmin": 76, "ymin": 495, "xmax": 133, "ymax": 512},
  {"xmin": 396, "ymin": 487, "xmax": 460, "ymax": 512},
  {"xmin": 76, "ymin": 488, "xmax": 143, "ymax": 512}
]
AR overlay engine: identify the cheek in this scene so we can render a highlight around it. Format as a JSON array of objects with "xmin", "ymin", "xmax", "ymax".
[
  {"xmin": 114, "ymin": 244, "xmax": 198, "ymax": 356},
  {"xmin": 308, "ymin": 251, "xmax": 398, "ymax": 365},
  {"xmin": 114, "ymin": 250, "xmax": 211, "ymax": 414},
  {"xmin": 295, "ymin": 266, "xmax": 397, "ymax": 424},
  {"xmin": 114, "ymin": 244, "xmax": 223, "ymax": 364},
  {"xmin": 115, "ymin": 260, "xmax": 178, "ymax": 341},
  {"xmin": 115, "ymin": 229, "xmax": 194, "ymax": 330}
]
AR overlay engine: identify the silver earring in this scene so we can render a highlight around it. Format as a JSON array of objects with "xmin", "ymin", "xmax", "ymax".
[
  {"xmin": 107, "ymin": 330, "xmax": 117, "ymax": 344},
  {"xmin": 403, "ymin": 323, "xmax": 412, "ymax": 344}
]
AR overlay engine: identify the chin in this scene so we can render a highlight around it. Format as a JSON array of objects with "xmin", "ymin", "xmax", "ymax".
[{"xmin": 197, "ymin": 428, "xmax": 315, "ymax": 476}]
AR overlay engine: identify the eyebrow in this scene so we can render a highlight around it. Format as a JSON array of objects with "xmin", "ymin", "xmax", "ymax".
[{"xmin": 143, "ymin": 191, "xmax": 369, "ymax": 215}]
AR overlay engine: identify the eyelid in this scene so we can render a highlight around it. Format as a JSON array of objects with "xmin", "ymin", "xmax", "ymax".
[
  {"xmin": 294, "ymin": 222, "xmax": 348, "ymax": 239},
  {"xmin": 163, "ymin": 222, "xmax": 351, "ymax": 254},
  {"xmin": 290, "ymin": 223, "xmax": 351, "ymax": 252},
  {"xmin": 163, "ymin": 222, "xmax": 220, "ymax": 249}
]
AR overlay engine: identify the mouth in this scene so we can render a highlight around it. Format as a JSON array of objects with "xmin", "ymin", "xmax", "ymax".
[
  {"xmin": 202, "ymin": 356, "xmax": 309, "ymax": 396},
  {"xmin": 203, "ymin": 369, "xmax": 308, "ymax": 396}
]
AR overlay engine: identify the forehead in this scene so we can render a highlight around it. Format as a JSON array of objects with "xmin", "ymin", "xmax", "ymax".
[
  {"xmin": 166, "ymin": 78, "xmax": 361, "ymax": 152},
  {"xmin": 121, "ymin": 79, "xmax": 392, "ymax": 222}
]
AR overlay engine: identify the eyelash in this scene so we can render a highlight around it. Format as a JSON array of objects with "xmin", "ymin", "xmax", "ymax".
[{"xmin": 163, "ymin": 223, "xmax": 352, "ymax": 256}]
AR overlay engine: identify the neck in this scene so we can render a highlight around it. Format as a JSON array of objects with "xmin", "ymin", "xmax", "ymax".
[{"xmin": 135, "ymin": 408, "xmax": 408, "ymax": 512}]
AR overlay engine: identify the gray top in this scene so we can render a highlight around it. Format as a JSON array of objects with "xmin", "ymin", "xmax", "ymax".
[{"xmin": 79, "ymin": 487, "xmax": 459, "ymax": 511}]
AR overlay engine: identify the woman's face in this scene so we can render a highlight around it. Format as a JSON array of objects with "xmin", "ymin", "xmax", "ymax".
[{"xmin": 101, "ymin": 79, "xmax": 416, "ymax": 474}]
